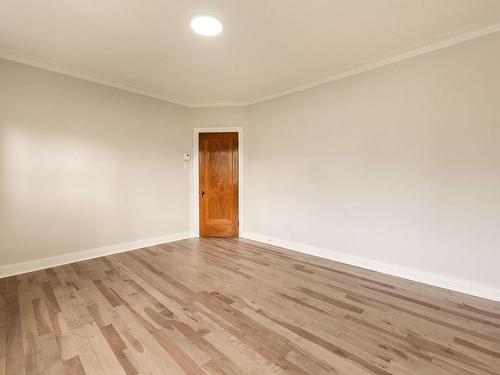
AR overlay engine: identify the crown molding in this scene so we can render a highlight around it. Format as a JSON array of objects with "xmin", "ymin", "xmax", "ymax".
[
  {"xmin": 0, "ymin": 49, "xmax": 195, "ymax": 107},
  {"xmin": 245, "ymin": 19, "xmax": 500, "ymax": 106},
  {"xmin": 188, "ymin": 101, "xmax": 249, "ymax": 108},
  {"xmin": 1, "ymin": 19, "xmax": 500, "ymax": 108}
]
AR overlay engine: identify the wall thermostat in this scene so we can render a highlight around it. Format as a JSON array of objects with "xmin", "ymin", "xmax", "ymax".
[{"xmin": 183, "ymin": 153, "xmax": 191, "ymax": 161}]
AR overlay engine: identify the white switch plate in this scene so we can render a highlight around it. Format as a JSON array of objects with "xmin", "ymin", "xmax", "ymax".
[{"xmin": 183, "ymin": 153, "xmax": 191, "ymax": 161}]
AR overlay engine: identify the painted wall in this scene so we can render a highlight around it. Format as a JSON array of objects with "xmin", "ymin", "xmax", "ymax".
[
  {"xmin": 246, "ymin": 32, "xmax": 500, "ymax": 289},
  {"xmin": 1, "ymin": 31, "xmax": 499, "ymax": 299},
  {"xmin": 188, "ymin": 107, "xmax": 249, "ymax": 130},
  {"xmin": 0, "ymin": 59, "xmax": 190, "ymax": 266}
]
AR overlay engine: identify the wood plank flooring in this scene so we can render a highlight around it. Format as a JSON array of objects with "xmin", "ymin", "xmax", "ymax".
[{"xmin": 1, "ymin": 237, "xmax": 500, "ymax": 374}]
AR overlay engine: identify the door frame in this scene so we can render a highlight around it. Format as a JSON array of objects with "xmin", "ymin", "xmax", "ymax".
[{"xmin": 191, "ymin": 127, "xmax": 244, "ymax": 237}]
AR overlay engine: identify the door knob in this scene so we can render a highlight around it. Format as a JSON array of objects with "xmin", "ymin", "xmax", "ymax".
[{"xmin": 200, "ymin": 190, "xmax": 205, "ymax": 198}]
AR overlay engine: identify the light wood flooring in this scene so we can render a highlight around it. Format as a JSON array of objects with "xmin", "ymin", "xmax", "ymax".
[{"xmin": 1, "ymin": 237, "xmax": 500, "ymax": 374}]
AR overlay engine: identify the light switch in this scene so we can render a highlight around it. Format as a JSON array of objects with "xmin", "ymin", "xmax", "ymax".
[{"xmin": 183, "ymin": 153, "xmax": 191, "ymax": 161}]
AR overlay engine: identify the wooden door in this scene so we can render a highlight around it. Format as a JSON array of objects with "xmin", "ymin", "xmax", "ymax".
[{"xmin": 199, "ymin": 132, "xmax": 239, "ymax": 237}]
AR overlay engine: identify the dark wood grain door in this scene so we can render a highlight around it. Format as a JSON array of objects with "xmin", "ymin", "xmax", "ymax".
[{"xmin": 199, "ymin": 132, "xmax": 239, "ymax": 237}]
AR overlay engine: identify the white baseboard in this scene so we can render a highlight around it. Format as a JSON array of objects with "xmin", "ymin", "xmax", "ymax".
[
  {"xmin": 4, "ymin": 230, "xmax": 498, "ymax": 302},
  {"xmin": 241, "ymin": 232, "xmax": 500, "ymax": 303},
  {"xmin": 0, "ymin": 231, "xmax": 195, "ymax": 278}
]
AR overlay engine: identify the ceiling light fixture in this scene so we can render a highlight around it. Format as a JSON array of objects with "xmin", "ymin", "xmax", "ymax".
[{"xmin": 191, "ymin": 15, "xmax": 223, "ymax": 37}]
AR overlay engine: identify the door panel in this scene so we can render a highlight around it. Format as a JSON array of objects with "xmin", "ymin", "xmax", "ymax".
[{"xmin": 199, "ymin": 132, "xmax": 239, "ymax": 237}]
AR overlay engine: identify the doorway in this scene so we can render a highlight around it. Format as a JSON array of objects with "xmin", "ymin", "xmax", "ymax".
[{"xmin": 197, "ymin": 131, "xmax": 239, "ymax": 237}]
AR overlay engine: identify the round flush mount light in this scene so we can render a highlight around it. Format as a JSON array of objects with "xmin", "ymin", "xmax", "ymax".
[{"xmin": 191, "ymin": 15, "xmax": 223, "ymax": 37}]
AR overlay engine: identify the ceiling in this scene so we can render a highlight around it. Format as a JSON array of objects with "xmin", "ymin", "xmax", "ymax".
[{"xmin": 1, "ymin": 1, "xmax": 500, "ymax": 107}]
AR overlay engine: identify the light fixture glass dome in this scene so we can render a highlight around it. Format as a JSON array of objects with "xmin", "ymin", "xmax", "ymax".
[{"xmin": 191, "ymin": 15, "xmax": 223, "ymax": 37}]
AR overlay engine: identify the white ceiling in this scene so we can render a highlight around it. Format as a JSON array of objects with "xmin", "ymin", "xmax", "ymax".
[{"xmin": 1, "ymin": 1, "xmax": 500, "ymax": 107}]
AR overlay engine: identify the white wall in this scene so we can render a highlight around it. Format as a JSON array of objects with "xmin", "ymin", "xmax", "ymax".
[
  {"xmin": 2, "ymin": 32, "xmax": 499, "ymax": 299},
  {"xmin": 188, "ymin": 107, "xmax": 249, "ymax": 130},
  {"xmin": 246, "ymin": 32, "xmax": 500, "ymax": 290},
  {"xmin": 0, "ymin": 59, "xmax": 190, "ymax": 266}
]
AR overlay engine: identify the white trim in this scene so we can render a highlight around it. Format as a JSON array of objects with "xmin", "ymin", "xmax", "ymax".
[
  {"xmin": 246, "ymin": 20, "xmax": 500, "ymax": 105},
  {"xmin": 192, "ymin": 127, "xmax": 244, "ymax": 237},
  {"xmin": 0, "ymin": 231, "xmax": 194, "ymax": 278},
  {"xmin": 2, "ymin": 20, "xmax": 500, "ymax": 108},
  {"xmin": 242, "ymin": 232, "xmax": 500, "ymax": 303},
  {"xmin": 0, "ymin": 49, "xmax": 192, "ymax": 107}
]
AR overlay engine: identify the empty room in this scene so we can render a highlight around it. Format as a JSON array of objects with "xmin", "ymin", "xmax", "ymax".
[{"xmin": 1, "ymin": 1, "xmax": 500, "ymax": 374}]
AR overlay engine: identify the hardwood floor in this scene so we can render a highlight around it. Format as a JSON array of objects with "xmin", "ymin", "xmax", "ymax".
[{"xmin": 1, "ymin": 238, "xmax": 499, "ymax": 374}]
